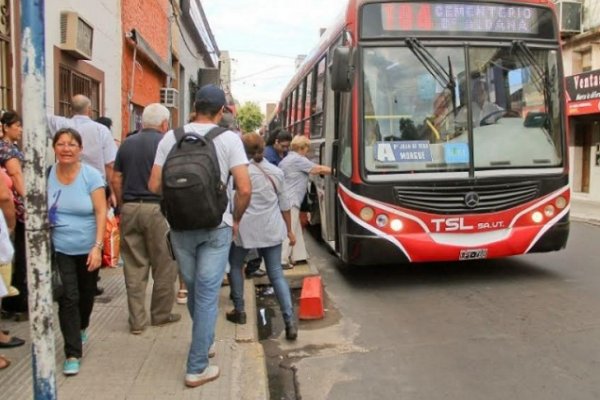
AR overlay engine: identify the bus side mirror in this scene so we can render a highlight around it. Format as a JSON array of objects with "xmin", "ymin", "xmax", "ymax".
[{"xmin": 330, "ymin": 47, "xmax": 354, "ymax": 92}]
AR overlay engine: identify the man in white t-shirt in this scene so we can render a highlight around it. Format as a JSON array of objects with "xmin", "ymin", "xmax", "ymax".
[{"xmin": 148, "ymin": 84, "xmax": 251, "ymax": 388}]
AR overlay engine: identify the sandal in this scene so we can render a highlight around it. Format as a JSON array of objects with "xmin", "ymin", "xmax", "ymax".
[
  {"xmin": 176, "ymin": 289, "xmax": 188, "ymax": 305},
  {"xmin": 0, "ymin": 355, "xmax": 10, "ymax": 370}
]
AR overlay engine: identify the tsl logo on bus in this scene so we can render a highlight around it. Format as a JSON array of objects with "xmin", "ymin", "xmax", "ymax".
[{"xmin": 430, "ymin": 217, "xmax": 505, "ymax": 232}]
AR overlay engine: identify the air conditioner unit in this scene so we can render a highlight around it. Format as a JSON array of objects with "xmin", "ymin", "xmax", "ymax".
[
  {"xmin": 160, "ymin": 88, "xmax": 179, "ymax": 108},
  {"xmin": 557, "ymin": 0, "xmax": 582, "ymax": 35},
  {"xmin": 60, "ymin": 11, "xmax": 93, "ymax": 60}
]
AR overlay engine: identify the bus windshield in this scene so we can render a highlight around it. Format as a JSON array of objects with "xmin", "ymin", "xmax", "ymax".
[{"xmin": 362, "ymin": 44, "xmax": 563, "ymax": 174}]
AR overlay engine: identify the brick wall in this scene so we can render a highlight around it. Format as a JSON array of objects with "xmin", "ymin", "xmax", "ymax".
[{"xmin": 121, "ymin": 0, "xmax": 170, "ymax": 139}]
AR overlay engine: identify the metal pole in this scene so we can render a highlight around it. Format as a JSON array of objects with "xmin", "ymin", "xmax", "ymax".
[{"xmin": 20, "ymin": 1, "xmax": 57, "ymax": 399}]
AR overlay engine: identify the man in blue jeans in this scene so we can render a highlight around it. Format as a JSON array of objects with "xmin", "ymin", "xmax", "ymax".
[{"xmin": 148, "ymin": 85, "xmax": 251, "ymax": 388}]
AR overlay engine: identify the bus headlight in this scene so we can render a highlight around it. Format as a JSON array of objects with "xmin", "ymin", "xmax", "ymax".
[
  {"xmin": 376, "ymin": 214, "xmax": 389, "ymax": 227},
  {"xmin": 544, "ymin": 205, "xmax": 555, "ymax": 218},
  {"xmin": 359, "ymin": 207, "xmax": 374, "ymax": 222},
  {"xmin": 555, "ymin": 196, "xmax": 567, "ymax": 209},
  {"xmin": 390, "ymin": 219, "xmax": 403, "ymax": 232},
  {"xmin": 532, "ymin": 211, "xmax": 544, "ymax": 224}
]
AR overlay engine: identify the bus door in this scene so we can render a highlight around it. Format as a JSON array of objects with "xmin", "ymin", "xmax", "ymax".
[{"xmin": 317, "ymin": 69, "xmax": 337, "ymax": 248}]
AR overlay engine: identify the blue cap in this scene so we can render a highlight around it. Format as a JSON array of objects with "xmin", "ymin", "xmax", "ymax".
[{"xmin": 195, "ymin": 84, "xmax": 232, "ymax": 112}]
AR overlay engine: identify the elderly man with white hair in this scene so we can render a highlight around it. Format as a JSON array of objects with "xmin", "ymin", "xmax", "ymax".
[
  {"xmin": 48, "ymin": 95, "xmax": 118, "ymax": 199},
  {"xmin": 111, "ymin": 103, "xmax": 180, "ymax": 334}
]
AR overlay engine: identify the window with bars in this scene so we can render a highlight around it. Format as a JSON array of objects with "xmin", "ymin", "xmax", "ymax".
[
  {"xmin": 0, "ymin": 0, "xmax": 12, "ymax": 111},
  {"xmin": 58, "ymin": 65, "xmax": 100, "ymax": 118}
]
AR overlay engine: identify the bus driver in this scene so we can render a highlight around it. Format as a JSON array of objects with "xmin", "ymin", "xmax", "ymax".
[{"xmin": 458, "ymin": 79, "xmax": 504, "ymax": 127}]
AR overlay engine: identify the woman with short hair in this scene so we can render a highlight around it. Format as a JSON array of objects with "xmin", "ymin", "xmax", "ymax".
[
  {"xmin": 278, "ymin": 135, "xmax": 331, "ymax": 267},
  {"xmin": 48, "ymin": 128, "xmax": 107, "ymax": 376}
]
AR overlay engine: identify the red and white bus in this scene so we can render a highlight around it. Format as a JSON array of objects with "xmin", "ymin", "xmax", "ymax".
[{"xmin": 272, "ymin": 0, "xmax": 570, "ymax": 265}]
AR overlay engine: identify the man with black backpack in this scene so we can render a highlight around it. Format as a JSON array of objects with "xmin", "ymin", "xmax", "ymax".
[{"xmin": 148, "ymin": 84, "xmax": 251, "ymax": 388}]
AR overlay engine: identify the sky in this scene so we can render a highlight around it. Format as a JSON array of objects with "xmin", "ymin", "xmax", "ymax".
[{"xmin": 201, "ymin": 0, "xmax": 344, "ymax": 114}]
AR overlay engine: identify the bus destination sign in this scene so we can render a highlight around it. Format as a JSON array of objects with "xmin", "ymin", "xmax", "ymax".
[{"xmin": 379, "ymin": 3, "xmax": 539, "ymax": 35}]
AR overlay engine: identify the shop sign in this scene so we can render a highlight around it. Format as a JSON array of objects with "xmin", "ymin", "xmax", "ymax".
[{"xmin": 566, "ymin": 69, "xmax": 600, "ymax": 116}]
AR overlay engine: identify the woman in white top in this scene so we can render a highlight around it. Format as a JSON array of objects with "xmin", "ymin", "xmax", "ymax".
[
  {"xmin": 278, "ymin": 135, "xmax": 331, "ymax": 267},
  {"xmin": 226, "ymin": 133, "xmax": 298, "ymax": 340}
]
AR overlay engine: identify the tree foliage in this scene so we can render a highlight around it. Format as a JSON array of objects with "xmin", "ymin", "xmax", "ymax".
[{"xmin": 236, "ymin": 102, "xmax": 263, "ymax": 133}]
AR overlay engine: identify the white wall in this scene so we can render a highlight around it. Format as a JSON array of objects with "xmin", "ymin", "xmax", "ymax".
[
  {"xmin": 44, "ymin": 1, "xmax": 122, "ymax": 139},
  {"xmin": 583, "ymin": 0, "xmax": 600, "ymax": 31},
  {"xmin": 174, "ymin": 18, "xmax": 210, "ymax": 126}
]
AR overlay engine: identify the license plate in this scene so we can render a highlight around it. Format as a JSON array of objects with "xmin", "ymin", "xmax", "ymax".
[{"xmin": 459, "ymin": 249, "xmax": 488, "ymax": 260}]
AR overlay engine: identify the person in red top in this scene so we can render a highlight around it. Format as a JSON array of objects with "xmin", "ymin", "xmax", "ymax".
[{"xmin": 0, "ymin": 110, "xmax": 27, "ymax": 318}]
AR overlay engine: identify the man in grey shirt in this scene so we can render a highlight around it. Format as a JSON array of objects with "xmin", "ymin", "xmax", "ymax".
[{"xmin": 47, "ymin": 94, "xmax": 118, "ymax": 205}]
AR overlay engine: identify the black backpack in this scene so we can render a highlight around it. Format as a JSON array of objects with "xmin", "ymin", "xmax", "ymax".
[{"xmin": 161, "ymin": 126, "xmax": 228, "ymax": 230}]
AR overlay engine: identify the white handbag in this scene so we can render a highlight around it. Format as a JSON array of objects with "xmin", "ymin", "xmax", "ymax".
[{"xmin": 0, "ymin": 212, "xmax": 14, "ymax": 264}]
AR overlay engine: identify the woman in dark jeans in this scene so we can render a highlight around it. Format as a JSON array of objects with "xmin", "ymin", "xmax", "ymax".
[
  {"xmin": 48, "ymin": 128, "xmax": 106, "ymax": 376},
  {"xmin": 0, "ymin": 110, "xmax": 27, "ymax": 318}
]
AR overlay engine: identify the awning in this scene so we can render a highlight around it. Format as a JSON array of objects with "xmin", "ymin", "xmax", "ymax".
[{"xmin": 129, "ymin": 29, "xmax": 174, "ymax": 78}]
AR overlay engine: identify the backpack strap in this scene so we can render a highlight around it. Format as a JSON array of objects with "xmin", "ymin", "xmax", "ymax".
[
  {"xmin": 205, "ymin": 126, "xmax": 228, "ymax": 141},
  {"xmin": 174, "ymin": 127, "xmax": 186, "ymax": 142},
  {"xmin": 173, "ymin": 126, "xmax": 227, "ymax": 144}
]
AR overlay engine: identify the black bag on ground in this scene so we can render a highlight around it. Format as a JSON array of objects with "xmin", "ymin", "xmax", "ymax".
[{"xmin": 161, "ymin": 126, "xmax": 228, "ymax": 230}]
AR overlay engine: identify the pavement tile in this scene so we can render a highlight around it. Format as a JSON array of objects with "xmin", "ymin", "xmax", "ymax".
[{"xmin": 0, "ymin": 267, "xmax": 268, "ymax": 400}]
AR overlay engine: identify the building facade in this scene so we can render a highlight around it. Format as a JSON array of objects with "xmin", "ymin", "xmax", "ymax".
[
  {"xmin": 3, "ymin": 1, "xmax": 221, "ymax": 144},
  {"xmin": 558, "ymin": 0, "xmax": 600, "ymax": 201},
  {"xmin": 2, "ymin": 0, "xmax": 123, "ymax": 138},
  {"xmin": 173, "ymin": 0, "xmax": 221, "ymax": 126},
  {"xmin": 46, "ymin": 1, "xmax": 123, "ymax": 137},
  {"xmin": 121, "ymin": 0, "xmax": 172, "ymax": 137},
  {"xmin": 121, "ymin": 0, "xmax": 220, "ymax": 135},
  {"xmin": 0, "ymin": 0, "xmax": 20, "ymax": 113}
]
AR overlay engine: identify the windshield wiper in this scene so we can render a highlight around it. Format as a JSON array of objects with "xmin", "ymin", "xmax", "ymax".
[
  {"xmin": 511, "ymin": 40, "xmax": 550, "ymax": 96},
  {"xmin": 405, "ymin": 37, "xmax": 456, "ymax": 92},
  {"xmin": 511, "ymin": 41, "xmax": 553, "ymax": 133}
]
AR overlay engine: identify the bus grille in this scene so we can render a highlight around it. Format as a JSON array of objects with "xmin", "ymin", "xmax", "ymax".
[{"xmin": 394, "ymin": 181, "xmax": 540, "ymax": 214}]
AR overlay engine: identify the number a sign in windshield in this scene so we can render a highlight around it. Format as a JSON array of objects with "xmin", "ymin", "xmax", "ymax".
[
  {"xmin": 382, "ymin": 3, "xmax": 538, "ymax": 34},
  {"xmin": 360, "ymin": 2, "xmax": 556, "ymax": 38}
]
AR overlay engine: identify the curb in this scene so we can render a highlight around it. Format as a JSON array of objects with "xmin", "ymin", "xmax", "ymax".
[
  {"xmin": 570, "ymin": 215, "xmax": 600, "ymax": 226},
  {"xmin": 253, "ymin": 261, "xmax": 319, "ymax": 289}
]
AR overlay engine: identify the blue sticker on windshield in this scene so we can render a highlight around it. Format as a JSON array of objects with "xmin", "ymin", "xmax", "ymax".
[
  {"xmin": 374, "ymin": 141, "xmax": 433, "ymax": 163},
  {"xmin": 444, "ymin": 143, "xmax": 469, "ymax": 164},
  {"xmin": 417, "ymin": 74, "xmax": 436, "ymax": 101}
]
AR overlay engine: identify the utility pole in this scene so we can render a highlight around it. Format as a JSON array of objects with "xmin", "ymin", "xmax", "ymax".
[{"xmin": 21, "ymin": 1, "xmax": 57, "ymax": 399}]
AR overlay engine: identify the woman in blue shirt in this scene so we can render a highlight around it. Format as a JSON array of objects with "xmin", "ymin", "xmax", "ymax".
[
  {"xmin": 48, "ymin": 128, "xmax": 107, "ymax": 376},
  {"xmin": 226, "ymin": 133, "xmax": 298, "ymax": 340}
]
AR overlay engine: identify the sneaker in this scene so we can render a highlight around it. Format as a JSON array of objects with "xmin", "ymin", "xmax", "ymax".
[
  {"xmin": 152, "ymin": 313, "xmax": 181, "ymax": 326},
  {"xmin": 285, "ymin": 321, "xmax": 298, "ymax": 341},
  {"xmin": 225, "ymin": 309, "xmax": 246, "ymax": 325},
  {"xmin": 245, "ymin": 269, "xmax": 266, "ymax": 279},
  {"xmin": 176, "ymin": 289, "xmax": 188, "ymax": 305},
  {"xmin": 63, "ymin": 358, "xmax": 80, "ymax": 376},
  {"xmin": 94, "ymin": 286, "xmax": 105, "ymax": 296},
  {"xmin": 80, "ymin": 330, "xmax": 88, "ymax": 344},
  {"xmin": 185, "ymin": 365, "xmax": 220, "ymax": 388},
  {"xmin": 209, "ymin": 342, "xmax": 216, "ymax": 358}
]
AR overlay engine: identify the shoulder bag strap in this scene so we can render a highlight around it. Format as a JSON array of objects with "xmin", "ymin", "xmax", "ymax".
[{"xmin": 252, "ymin": 161, "xmax": 278, "ymax": 194}]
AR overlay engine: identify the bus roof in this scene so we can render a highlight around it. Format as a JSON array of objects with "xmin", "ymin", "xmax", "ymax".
[{"xmin": 279, "ymin": 0, "xmax": 556, "ymax": 101}]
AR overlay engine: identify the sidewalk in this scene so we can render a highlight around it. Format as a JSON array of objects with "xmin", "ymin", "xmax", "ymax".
[
  {"xmin": 0, "ymin": 268, "xmax": 269, "ymax": 400},
  {"xmin": 0, "ymin": 197, "xmax": 595, "ymax": 398},
  {"xmin": 570, "ymin": 195, "xmax": 600, "ymax": 225}
]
